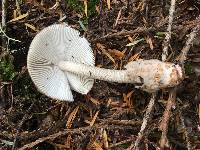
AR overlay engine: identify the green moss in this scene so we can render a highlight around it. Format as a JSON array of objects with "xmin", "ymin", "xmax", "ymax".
[
  {"xmin": 154, "ymin": 32, "xmax": 165, "ymax": 39},
  {"xmin": 0, "ymin": 55, "xmax": 16, "ymax": 81},
  {"xmin": 119, "ymin": 143, "xmax": 130, "ymax": 149},
  {"xmin": 66, "ymin": 0, "xmax": 99, "ymax": 15},
  {"xmin": 185, "ymin": 62, "xmax": 194, "ymax": 75},
  {"xmin": 88, "ymin": 0, "xmax": 99, "ymax": 17},
  {"xmin": 66, "ymin": 0, "xmax": 99, "ymax": 27},
  {"xmin": 66, "ymin": 0, "xmax": 84, "ymax": 12}
]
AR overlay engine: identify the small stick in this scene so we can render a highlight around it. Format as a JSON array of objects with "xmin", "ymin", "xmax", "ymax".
[
  {"xmin": 179, "ymin": 109, "xmax": 192, "ymax": 150},
  {"xmin": 127, "ymin": 93, "xmax": 157, "ymax": 150},
  {"xmin": 97, "ymin": 119, "xmax": 142, "ymax": 126},
  {"xmin": 1, "ymin": 0, "xmax": 7, "ymax": 50},
  {"xmin": 109, "ymin": 136, "xmax": 136, "ymax": 148},
  {"xmin": 158, "ymin": 16, "xmax": 200, "ymax": 150},
  {"xmin": 0, "ymin": 26, "xmax": 21, "ymax": 43},
  {"xmin": 18, "ymin": 124, "xmax": 123, "ymax": 150},
  {"xmin": 162, "ymin": 0, "xmax": 176, "ymax": 61},
  {"xmin": 159, "ymin": 88, "xmax": 176, "ymax": 149},
  {"xmin": 177, "ymin": 16, "xmax": 200, "ymax": 64},
  {"xmin": 49, "ymin": 0, "xmax": 61, "ymax": 10},
  {"xmin": 15, "ymin": 0, "xmax": 22, "ymax": 16},
  {"xmin": 12, "ymin": 102, "xmax": 35, "ymax": 150},
  {"xmin": 113, "ymin": 9, "xmax": 122, "ymax": 28},
  {"xmin": 91, "ymin": 27, "xmax": 155, "ymax": 42},
  {"xmin": 1, "ymin": 0, "xmax": 6, "ymax": 29}
]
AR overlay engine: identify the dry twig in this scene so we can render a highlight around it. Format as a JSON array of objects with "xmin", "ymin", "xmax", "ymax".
[
  {"xmin": 18, "ymin": 124, "xmax": 123, "ymax": 150},
  {"xmin": 177, "ymin": 16, "xmax": 200, "ymax": 64},
  {"xmin": 98, "ymin": 119, "xmax": 142, "ymax": 126},
  {"xmin": 162, "ymin": 0, "xmax": 176, "ymax": 61},
  {"xmin": 91, "ymin": 27, "xmax": 155, "ymax": 42},
  {"xmin": 18, "ymin": 117, "xmax": 142, "ymax": 150},
  {"xmin": 1, "ymin": 0, "xmax": 7, "ymax": 29},
  {"xmin": 158, "ymin": 18, "xmax": 200, "ymax": 149},
  {"xmin": 0, "ymin": 26, "xmax": 21, "ymax": 44},
  {"xmin": 12, "ymin": 102, "xmax": 35, "ymax": 150},
  {"xmin": 128, "ymin": 93, "xmax": 157, "ymax": 150},
  {"xmin": 179, "ymin": 109, "xmax": 192, "ymax": 150},
  {"xmin": 109, "ymin": 136, "xmax": 136, "ymax": 148},
  {"xmin": 1, "ymin": 0, "xmax": 21, "ymax": 51},
  {"xmin": 159, "ymin": 89, "xmax": 176, "ymax": 149},
  {"xmin": 1, "ymin": 0, "xmax": 7, "ymax": 50}
]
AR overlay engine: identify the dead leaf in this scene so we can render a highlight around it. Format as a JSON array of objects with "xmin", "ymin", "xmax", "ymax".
[
  {"xmin": 84, "ymin": 0, "xmax": 88, "ymax": 17},
  {"xmin": 113, "ymin": 9, "xmax": 122, "ymax": 27},
  {"xmin": 94, "ymin": 141, "xmax": 103, "ymax": 150},
  {"xmin": 90, "ymin": 111, "xmax": 99, "ymax": 126},
  {"xmin": 8, "ymin": 12, "xmax": 28, "ymax": 22},
  {"xmin": 146, "ymin": 35, "xmax": 154, "ymax": 50},
  {"xmin": 129, "ymin": 53, "xmax": 140, "ymax": 61},
  {"xmin": 25, "ymin": 23, "xmax": 39, "ymax": 32},
  {"xmin": 123, "ymin": 91, "xmax": 134, "ymax": 108},
  {"xmin": 87, "ymin": 95, "xmax": 100, "ymax": 105},
  {"xmin": 126, "ymin": 38, "xmax": 144, "ymax": 47},
  {"xmin": 103, "ymin": 130, "xmax": 109, "ymax": 149},
  {"xmin": 97, "ymin": 43, "xmax": 115, "ymax": 64},
  {"xmin": 137, "ymin": 2, "xmax": 143, "ymax": 11},
  {"xmin": 128, "ymin": 36, "xmax": 134, "ymax": 43},
  {"xmin": 96, "ymin": 5, "xmax": 100, "ymax": 14},
  {"xmin": 106, "ymin": 98, "xmax": 112, "ymax": 107},
  {"xmin": 199, "ymin": 104, "xmax": 200, "ymax": 119},
  {"xmin": 65, "ymin": 135, "xmax": 72, "ymax": 149},
  {"xmin": 127, "ymin": 90, "xmax": 134, "ymax": 98},
  {"xmin": 123, "ymin": 93, "xmax": 128, "ymax": 103},
  {"xmin": 107, "ymin": 0, "xmax": 111, "ymax": 10},
  {"xmin": 66, "ymin": 106, "xmax": 79, "ymax": 128},
  {"xmin": 96, "ymin": 64, "xmax": 103, "ymax": 67},
  {"xmin": 78, "ymin": 20, "xmax": 87, "ymax": 31},
  {"xmin": 13, "ymin": 10, "xmax": 17, "ymax": 19},
  {"xmin": 55, "ymin": 135, "xmax": 72, "ymax": 149},
  {"xmin": 113, "ymin": 63, "xmax": 119, "ymax": 69},
  {"xmin": 85, "ymin": 111, "xmax": 99, "ymax": 126},
  {"xmin": 108, "ymin": 49, "xmax": 125, "ymax": 59}
]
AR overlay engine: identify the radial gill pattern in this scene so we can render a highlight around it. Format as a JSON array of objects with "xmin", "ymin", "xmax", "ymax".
[{"xmin": 27, "ymin": 24, "xmax": 95, "ymax": 101}]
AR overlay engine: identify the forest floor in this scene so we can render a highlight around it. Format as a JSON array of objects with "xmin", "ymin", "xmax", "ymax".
[{"xmin": 0, "ymin": 0, "xmax": 200, "ymax": 149}]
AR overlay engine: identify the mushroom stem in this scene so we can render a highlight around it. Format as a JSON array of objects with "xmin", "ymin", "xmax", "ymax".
[
  {"xmin": 58, "ymin": 61, "xmax": 132, "ymax": 83},
  {"xmin": 58, "ymin": 59, "xmax": 183, "ymax": 93}
]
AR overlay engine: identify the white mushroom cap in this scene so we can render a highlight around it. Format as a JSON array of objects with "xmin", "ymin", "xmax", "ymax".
[{"xmin": 27, "ymin": 24, "xmax": 95, "ymax": 101}]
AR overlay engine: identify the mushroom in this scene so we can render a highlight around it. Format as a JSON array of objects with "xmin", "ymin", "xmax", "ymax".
[
  {"xmin": 27, "ymin": 24, "xmax": 183, "ymax": 101},
  {"xmin": 27, "ymin": 24, "xmax": 95, "ymax": 101}
]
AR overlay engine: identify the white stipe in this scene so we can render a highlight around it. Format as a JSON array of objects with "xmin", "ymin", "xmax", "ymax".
[{"xmin": 58, "ymin": 59, "xmax": 183, "ymax": 93}]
